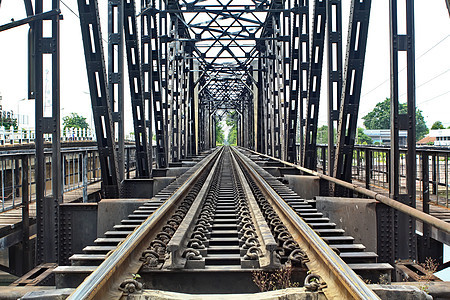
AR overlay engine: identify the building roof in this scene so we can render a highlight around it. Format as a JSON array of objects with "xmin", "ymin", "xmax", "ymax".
[{"xmin": 417, "ymin": 136, "xmax": 436, "ymax": 145}]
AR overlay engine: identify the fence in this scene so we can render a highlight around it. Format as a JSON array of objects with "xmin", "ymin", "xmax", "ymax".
[
  {"xmin": 0, "ymin": 145, "xmax": 138, "ymax": 213},
  {"xmin": 296, "ymin": 144, "xmax": 450, "ymax": 208},
  {"xmin": 0, "ymin": 127, "xmax": 98, "ymax": 145}
]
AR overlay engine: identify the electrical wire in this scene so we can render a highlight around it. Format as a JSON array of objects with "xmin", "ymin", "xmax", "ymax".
[
  {"xmin": 60, "ymin": 0, "xmax": 116, "ymax": 52},
  {"xmin": 398, "ymin": 68, "xmax": 450, "ymax": 100},
  {"xmin": 361, "ymin": 34, "xmax": 450, "ymax": 98},
  {"xmin": 417, "ymin": 90, "xmax": 450, "ymax": 105}
]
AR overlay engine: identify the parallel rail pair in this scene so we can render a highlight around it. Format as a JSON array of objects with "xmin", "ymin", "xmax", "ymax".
[{"xmin": 67, "ymin": 147, "xmax": 381, "ymax": 299}]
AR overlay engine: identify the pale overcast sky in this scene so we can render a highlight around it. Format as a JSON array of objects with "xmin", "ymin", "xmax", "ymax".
[{"xmin": 0, "ymin": 0, "xmax": 449, "ymax": 134}]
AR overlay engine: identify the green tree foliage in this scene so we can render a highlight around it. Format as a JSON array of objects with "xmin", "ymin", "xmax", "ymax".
[
  {"xmin": 431, "ymin": 121, "xmax": 444, "ymax": 130},
  {"xmin": 316, "ymin": 125, "xmax": 338, "ymax": 145},
  {"xmin": 362, "ymin": 98, "xmax": 429, "ymax": 141},
  {"xmin": 0, "ymin": 112, "xmax": 18, "ymax": 129},
  {"xmin": 357, "ymin": 128, "xmax": 373, "ymax": 145},
  {"xmin": 215, "ymin": 120, "xmax": 225, "ymax": 145},
  {"xmin": 316, "ymin": 125, "xmax": 329, "ymax": 144},
  {"xmin": 63, "ymin": 113, "xmax": 89, "ymax": 130},
  {"xmin": 226, "ymin": 111, "xmax": 238, "ymax": 146}
]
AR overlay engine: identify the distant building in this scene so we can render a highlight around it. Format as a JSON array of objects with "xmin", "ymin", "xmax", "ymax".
[
  {"xmin": 429, "ymin": 129, "xmax": 450, "ymax": 146},
  {"xmin": 417, "ymin": 135, "xmax": 436, "ymax": 145},
  {"xmin": 363, "ymin": 129, "xmax": 408, "ymax": 146}
]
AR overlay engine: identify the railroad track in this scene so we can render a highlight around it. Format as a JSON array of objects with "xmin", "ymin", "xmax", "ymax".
[{"xmin": 56, "ymin": 146, "xmax": 391, "ymax": 299}]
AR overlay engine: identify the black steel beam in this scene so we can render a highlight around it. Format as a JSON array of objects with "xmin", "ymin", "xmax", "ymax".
[
  {"xmin": 0, "ymin": 9, "xmax": 59, "ymax": 32},
  {"xmin": 77, "ymin": 0, "xmax": 119, "ymax": 198},
  {"xmin": 304, "ymin": 0, "xmax": 326, "ymax": 170},
  {"xmin": 123, "ymin": 0, "xmax": 151, "ymax": 178},
  {"xmin": 326, "ymin": 0, "xmax": 343, "ymax": 174},
  {"xmin": 142, "ymin": 6, "xmax": 167, "ymax": 168},
  {"xmin": 34, "ymin": 0, "xmax": 62, "ymax": 265},
  {"xmin": 389, "ymin": 0, "xmax": 417, "ymax": 261},
  {"xmin": 333, "ymin": 0, "xmax": 371, "ymax": 184},
  {"xmin": 108, "ymin": 0, "xmax": 125, "ymax": 180}
]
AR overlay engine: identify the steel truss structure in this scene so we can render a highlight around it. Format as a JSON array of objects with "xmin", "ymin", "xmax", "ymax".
[{"xmin": 0, "ymin": 0, "xmax": 420, "ymax": 266}]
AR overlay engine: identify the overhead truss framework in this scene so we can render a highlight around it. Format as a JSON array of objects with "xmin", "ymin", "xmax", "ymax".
[{"xmin": 74, "ymin": 0, "xmax": 378, "ymax": 179}]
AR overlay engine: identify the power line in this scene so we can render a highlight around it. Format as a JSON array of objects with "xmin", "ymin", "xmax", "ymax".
[
  {"xmin": 61, "ymin": 1, "xmax": 79, "ymax": 19},
  {"xmin": 60, "ymin": 0, "xmax": 124, "ymax": 58},
  {"xmin": 398, "ymin": 68, "xmax": 450, "ymax": 99},
  {"xmin": 417, "ymin": 90, "xmax": 450, "ymax": 105},
  {"xmin": 361, "ymin": 34, "xmax": 450, "ymax": 98}
]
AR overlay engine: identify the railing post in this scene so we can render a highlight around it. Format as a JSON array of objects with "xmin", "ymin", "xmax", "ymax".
[
  {"xmin": 126, "ymin": 147, "xmax": 130, "ymax": 179},
  {"xmin": 21, "ymin": 155, "xmax": 31, "ymax": 273},
  {"xmin": 420, "ymin": 151, "xmax": 431, "ymax": 261},
  {"xmin": 83, "ymin": 151, "xmax": 88, "ymax": 202},
  {"xmin": 432, "ymin": 153, "xmax": 437, "ymax": 199},
  {"xmin": 365, "ymin": 148, "xmax": 371, "ymax": 189},
  {"xmin": 321, "ymin": 146, "xmax": 327, "ymax": 175}
]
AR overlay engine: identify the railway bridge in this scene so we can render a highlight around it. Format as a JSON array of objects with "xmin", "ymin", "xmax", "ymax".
[{"xmin": 0, "ymin": 0, "xmax": 449, "ymax": 299}]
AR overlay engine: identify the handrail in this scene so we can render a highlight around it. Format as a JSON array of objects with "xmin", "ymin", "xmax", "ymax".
[{"xmin": 244, "ymin": 148, "xmax": 450, "ymax": 234}]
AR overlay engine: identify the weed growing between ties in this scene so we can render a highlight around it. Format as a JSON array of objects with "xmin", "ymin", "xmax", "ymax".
[
  {"xmin": 252, "ymin": 265, "xmax": 300, "ymax": 292},
  {"xmin": 418, "ymin": 257, "xmax": 439, "ymax": 294}
]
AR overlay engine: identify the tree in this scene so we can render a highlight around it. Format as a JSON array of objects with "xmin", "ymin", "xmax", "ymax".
[
  {"xmin": 226, "ymin": 111, "xmax": 238, "ymax": 146},
  {"xmin": 362, "ymin": 98, "xmax": 429, "ymax": 141},
  {"xmin": 0, "ymin": 111, "xmax": 18, "ymax": 129},
  {"xmin": 431, "ymin": 121, "xmax": 444, "ymax": 130},
  {"xmin": 357, "ymin": 128, "xmax": 373, "ymax": 145},
  {"xmin": 215, "ymin": 120, "xmax": 225, "ymax": 145},
  {"xmin": 63, "ymin": 113, "xmax": 89, "ymax": 130}
]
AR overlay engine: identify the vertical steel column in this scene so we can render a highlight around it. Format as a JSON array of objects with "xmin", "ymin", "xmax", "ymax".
[
  {"xmin": 326, "ymin": 0, "xmax": 343, "ymax": 173},
  {"xmin": 142, "ymin": 5, "xmax": 167, "ymax": 168},
  {"xmin": 333, "ymin": 0, "xmax": 371, "ymax": 184},
  {"xmin": 123, "ymin": 0, "xmax": 150, "ymax": 178},
  {"xmin": 304, "ymin": 0, "xmax": 326, "ymax": 170},
  {"xmin": 287, "ymin": 3, "xmax": 302, "ymax": 163},
  {"xmin": 389, "ymin": 0, "xmax": 417, "ymax": 261},
  {"xmin": 108, "ymin": 0, "xmax": 125, "ymax": 181},
  {"xmin": 272, "ymin": 15, "xmax": 282, "ymax": 159},
  {"xmin": 257, "ymin": 54, "xmax": 265, "ymax": 153},
  {"xmin": 77, "ymin": 0, "xmax": 119, "ymax": 198},
  {"xmin": 297, "ymin": 0, "xmax": 309, "ymax": 165},
  {"xmin": 34, "ymin": 0, "xmax": 62, "ymax": 264},
  {"xmin": 187, "ymin": 53, "xmax": 196, "ymax": 156}
]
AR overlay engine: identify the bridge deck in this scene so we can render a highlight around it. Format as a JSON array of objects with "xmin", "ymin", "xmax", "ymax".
[{"xmin": 0, "ymin": 182, "xmax": 101, "ymax": 242}]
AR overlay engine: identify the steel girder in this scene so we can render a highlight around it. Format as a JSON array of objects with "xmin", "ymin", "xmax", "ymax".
[
  {"xmin": 304, "ymin": 0, "xmax": 326, "ymax": 170},
  {"xmin": 77, "ymin": 0, "xmax": 120, "ymax": 197},
  {"xmin": 108, "ymin": 0, "xmax": 125, "ymax": 181},
  {"xmin": 123, "ymin": 0, "xmax": 151, "ymax": 178},
  {"xmin": 33, "ymin": 0, "xmax": 62, "ymax": 264},
  {"xmin": 141, "ymin": 3, "xmax": 167, "ymax": 168},
  {"xmin": 326, "ymin": 0, "xmax": 343, "ymax": 175},
  {"xmin": 333, "ymin": 0, "xmax": 371, "ymax": 183},
  {"xmin": 389, "ymin": 0, "xmax": 417, "ymax": 262}
]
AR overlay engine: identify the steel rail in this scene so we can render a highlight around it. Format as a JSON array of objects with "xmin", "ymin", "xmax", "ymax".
[
  {"xmin": 244, "ymin": 148, "xmax": 450, "ymax": 235},
  {"xmin": 232, "ymin": 147, "xmax": 379, "ymax": 300},
  {"xmin": 67, "ymin": 148, "xmax": 222, "ymax": 300}
]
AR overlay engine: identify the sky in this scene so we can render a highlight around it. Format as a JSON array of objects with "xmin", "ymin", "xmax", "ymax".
[{"xmin": 0, "ymin": 1, "xmax": 449, "ymax": 134}]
